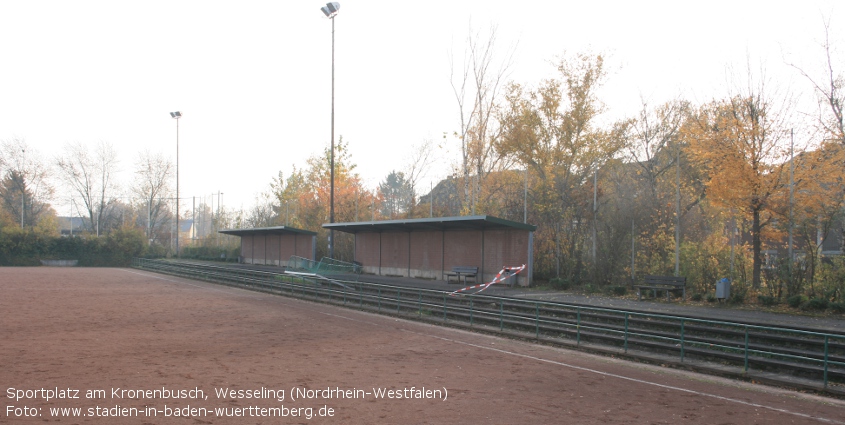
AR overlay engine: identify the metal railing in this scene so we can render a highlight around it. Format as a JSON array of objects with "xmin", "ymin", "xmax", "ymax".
[{"xmin": 132, "ymin": 258, "xmax": 845, "ymax": 393}]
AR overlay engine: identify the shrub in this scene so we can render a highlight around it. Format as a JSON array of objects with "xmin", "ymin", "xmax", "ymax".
[
  {"xmin": 691, "ymin": 293, "xmax": 703, "ymax": 302},
  {"xmin": 787, "ymin": 295, "xmax": 807, "ymax": 309},
  {"xmin": 0, "ymin": 227, "xmax": 154, "ymax": 267},
  {"xmin": 728, "ymin": 290, "xmax": 746, "ymax": 305},
  {"xmin": 830, "ymin": 303, "xmax": 845, "ymax": 314},
  {"xmin": 757, "ymin": 295, "xmax": 778, "ymax": 307},
  {"xmin": 104, "ymin": 228, "xmax": 146, "ymax": 266},
  {"xmin": 706, "ymin": 293, "xmax": 717, "ymax": 303},
  {"xmin": 143, "ymin": 243, "xmax": 168, "ymax": 259},
  {"xmin": 549, "ymin": 277, "xmax": 570, "ymax": 290},
  {"xmin": 581, "ymin": 283, "xmax": 600, "ymax": 294},
  {"xmin": 609, "ymin": 285, "xmax": 627, "ymax": 296},
  {"xmin": 817, "ymin": 256, "xmax": 845, "ymax": 303},
  {"xmin": 802, "ymin": 298, "xmax": 829, "ymax": 312}
]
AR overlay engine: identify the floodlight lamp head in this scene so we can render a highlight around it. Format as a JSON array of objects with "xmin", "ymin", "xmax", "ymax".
[
  {"xmin": 321, "ymin": 2, "xmax": 339, "ymax": 18},
  {"xmin": 170, "ymin": 111, "xmax": 182, "ymax": 119}
]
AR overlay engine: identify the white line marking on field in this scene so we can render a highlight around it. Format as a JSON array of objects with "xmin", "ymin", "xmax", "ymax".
[
  {"xmin": 121, "ymin": 269, "xmax": 264, "ymax": 299},
  {"xmin": 400, "ymin": 328, "xmax": 845, "ymax": 425}
]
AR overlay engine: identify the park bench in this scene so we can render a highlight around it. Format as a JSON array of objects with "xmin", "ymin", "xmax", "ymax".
[
  {"xmin": 445, "ymin": 266, "xmax": 478, "ymax": 284},
  {"xmin": 635, "ymin": 275, "xmax": 686, "ymax": 301}
]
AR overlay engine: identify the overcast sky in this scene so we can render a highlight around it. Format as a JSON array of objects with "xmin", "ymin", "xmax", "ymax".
[{"xmin": 1, "ymin": 0, "xmax": 842, "ymax": 216}]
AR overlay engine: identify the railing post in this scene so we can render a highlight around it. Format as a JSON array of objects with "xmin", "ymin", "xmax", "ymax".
[
  {"xmin": 470, "ymin": 298, "xmax": 474, "ymax": 326},
  {"xmin": 499, "ymin": 302, "xmax": 504, "ymax": 331},
  {"xmin": 624, "ymin": 313, "xmax": 629, "ymax": 353},
  {"xmin": 443, "ymin": 294, "xmax": 447, "ymax": 322},
  {"xmin": 824, "ymin": 335, "xmax": 829, "ymax": 389},
  {"xmin": 418, "ymin": 290, "xmax": 422, "ymax": 317},
  {"xmin": 378, "ymin": 288, "xmax": 382, "ymax": 312},
  {"xmin": 577, "ymin": 308, "xmax": 581, "ymax": 346},
  {"xmin": 397, "ymin": 289, "xmax": 401, "ymax": 314},
  {"xmin": 535, "ymin": 303, "xmax": 539, "ymax": 339},
  {"xmin": 680, "ymin": 319, "xmax": 685, "ymax": 362},
  {"xmin": 744, "ymin": 326, "xmax": 749, "ymax": 373}
]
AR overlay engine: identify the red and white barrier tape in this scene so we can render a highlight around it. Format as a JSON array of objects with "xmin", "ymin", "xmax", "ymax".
[{"xmin": 448, "ymin": 264, "xmax": 526, "ymax": 296}]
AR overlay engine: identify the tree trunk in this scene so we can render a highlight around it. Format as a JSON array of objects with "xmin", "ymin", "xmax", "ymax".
[{"xmin": 752, "ymin": 208, "xmax": 762, "ymax": 289}]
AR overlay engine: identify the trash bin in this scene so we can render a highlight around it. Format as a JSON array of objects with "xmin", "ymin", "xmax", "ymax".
[{"xmin": 716, "ymin": 278, "xmax": 731, "ymax": 302}]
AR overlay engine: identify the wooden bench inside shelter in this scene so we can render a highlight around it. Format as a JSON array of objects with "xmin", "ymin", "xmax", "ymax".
[
  {"xmin": 445, "ymin": 266, "xmax": 479, "ymax": 284},
  {"xmin": 635, "ymin": 275, "xmax": 686, "ymax": 301}
]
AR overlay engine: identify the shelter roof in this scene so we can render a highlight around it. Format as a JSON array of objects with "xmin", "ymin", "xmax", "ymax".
[
  {"xmin": 218, "ymin": 226, "xmax": 317, "ymax": 236},
  {"xmin": 323, "ymin": 215, "xmax": 536, "ymax": 234}
]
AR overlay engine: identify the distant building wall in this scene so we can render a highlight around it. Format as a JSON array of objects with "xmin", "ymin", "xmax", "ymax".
[
  {"xmin": 352, "ymin": 227, "xmax": 532, "ymax": 286},
  {"xmin": 443, "ymin": 230, "xmax": 482, "ymax": 275},
  {"xmin": 225, "ymin": 228, "xmax": 316, "ymax": 266},
  {"xmin": 409, "ymin": 230, "xmax": 444, "ymax": 280},
  {"xmin": 253, "ymin": 234, "xmax": 267, "ymax": 265},
  {"xmin": 482, "ymin": 229, "xmax": 531, "ymax": 286},
  {"xmin": 241, "ymin": 235, "xmax": 254, "ymax": 264},
  {"xmin": 266, "ymin": 234, "xmax": 281, "ymax": 266},
  {"xmin": 356, "ymin": 233, "xmax": 381, "ymax": 275},
  {"xmin": 380, "ymin": 232, "xmax": 410, "ymax": 277}
]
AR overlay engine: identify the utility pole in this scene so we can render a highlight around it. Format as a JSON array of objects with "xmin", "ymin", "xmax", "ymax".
[
  {"xmin": 675, "ymin": 145, "xmax": 681, "ymax": 277},
  {"xmin": 592, "ymin": 170, "xmax": 597, "ymax": 262},
  {"xmin": 631, "ymin": 218, "xmax": 635, "ymax": 282},
  {"xmin": 524, "ymin": 168, "xmax": 528, "ymax": 223},
  {"xmin": 20, "ymin": 148, "xmax": 25, "ymax": 228},
  {"xmin": 788, "ymin": 128, "xmax": 794, "ymax": 284}
]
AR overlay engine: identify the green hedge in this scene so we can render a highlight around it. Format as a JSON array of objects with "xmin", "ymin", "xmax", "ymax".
[
  {"xmin": 180, "ymin": 246, "xmax": 240, "ymax": 262},
  {"xmin": 0, "ymin": 227, "xmax": 149, "ymax": 267}
]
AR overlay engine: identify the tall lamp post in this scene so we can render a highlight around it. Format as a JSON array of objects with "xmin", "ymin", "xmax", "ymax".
[
  {"xmin": 20, "ymin": 148, "xmax": 25, "ymax": 228},
  {"xmin": 321, "ymin": 2, "xmax": 339, "ymax": 259},
  {"xmin": 170, "ymin": 111, "xmax": 182, "ymax": 257},
  {"xmin": 788, "ymin": 128, "xmax": 794, "ymax": 283},
  {"xmin": 211, "ymin": 191, "xmax": 224, "ymax": 246}
]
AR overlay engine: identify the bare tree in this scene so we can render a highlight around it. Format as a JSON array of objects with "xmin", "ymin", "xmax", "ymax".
[
  {"xmin": 788, "ymin": 16, "xmax": 844, "ymax": 144},
  {"xmin": 627, "ymin": 98, "xmax": 689, "ymax": 196},
  {"xmin": 131, "ymin": 150, "xmax": 173, "ymax": 244},
  {"xmin": 450, "ymin": 23, "xmax": 516, "ymax": 214},
  {"xmin": 0, "ymin": 138, "xmax": 55, "ymax": 228},
  {"xmin": 245, "ymin": 191, "xmax": 276, "ymax": 228},
  {"xmin": 55, "ymin": 141, "xmax": 120, "ymax": 236},
  {"xmin": 394, "ymin": 137, "xmax": 439, "ymax": 215}
]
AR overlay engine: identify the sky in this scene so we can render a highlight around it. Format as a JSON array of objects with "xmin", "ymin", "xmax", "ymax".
[{"xmin": 0, "ymin": 0, "xmax": 842, "ymax": 217}]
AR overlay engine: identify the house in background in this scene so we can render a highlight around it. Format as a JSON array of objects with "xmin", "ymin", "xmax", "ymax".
[
  {"xmin": 56, "ymin": 217, "xmax": 91, "ymax": 237},
  {"xmin": 179, "ymin": 219, "xmax": 195, "ymax": 247}
]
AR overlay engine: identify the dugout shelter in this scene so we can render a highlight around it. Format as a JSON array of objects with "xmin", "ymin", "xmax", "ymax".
[
  {"xmin": 219, "ymin": 226, "xmax": 317, "ymax": 266},
  {"xmin": 323, "ymin": 215, "xmax": 536, "ymax": 286}
]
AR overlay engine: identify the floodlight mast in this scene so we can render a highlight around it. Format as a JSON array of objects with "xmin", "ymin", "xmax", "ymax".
[
  {"xmin": 320, "ymin": 2, "xmax": 339, "ymax": 259},
  {"xmin": 320, "ymin": 2, "xmax": 339, "ymax": 18},
  {"xmin": 170, "ymin": 111, "xmax": 182, "ymax": 257}
]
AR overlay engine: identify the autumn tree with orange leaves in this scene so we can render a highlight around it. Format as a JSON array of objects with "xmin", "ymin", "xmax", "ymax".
[
  {"xmin": 497, "ymin": 52, "xmax": 626, "ymax": 282},
  {"xmin": 267, "ymin": 137, "xmax": 379, "ymax": 261},
  {"xmin": 772, "ymin": 141, "xmax": 845, "ymax": 296},
  {"xmin": 686, "ymin": 77, "xmax": 793, "ymax": 289}
]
